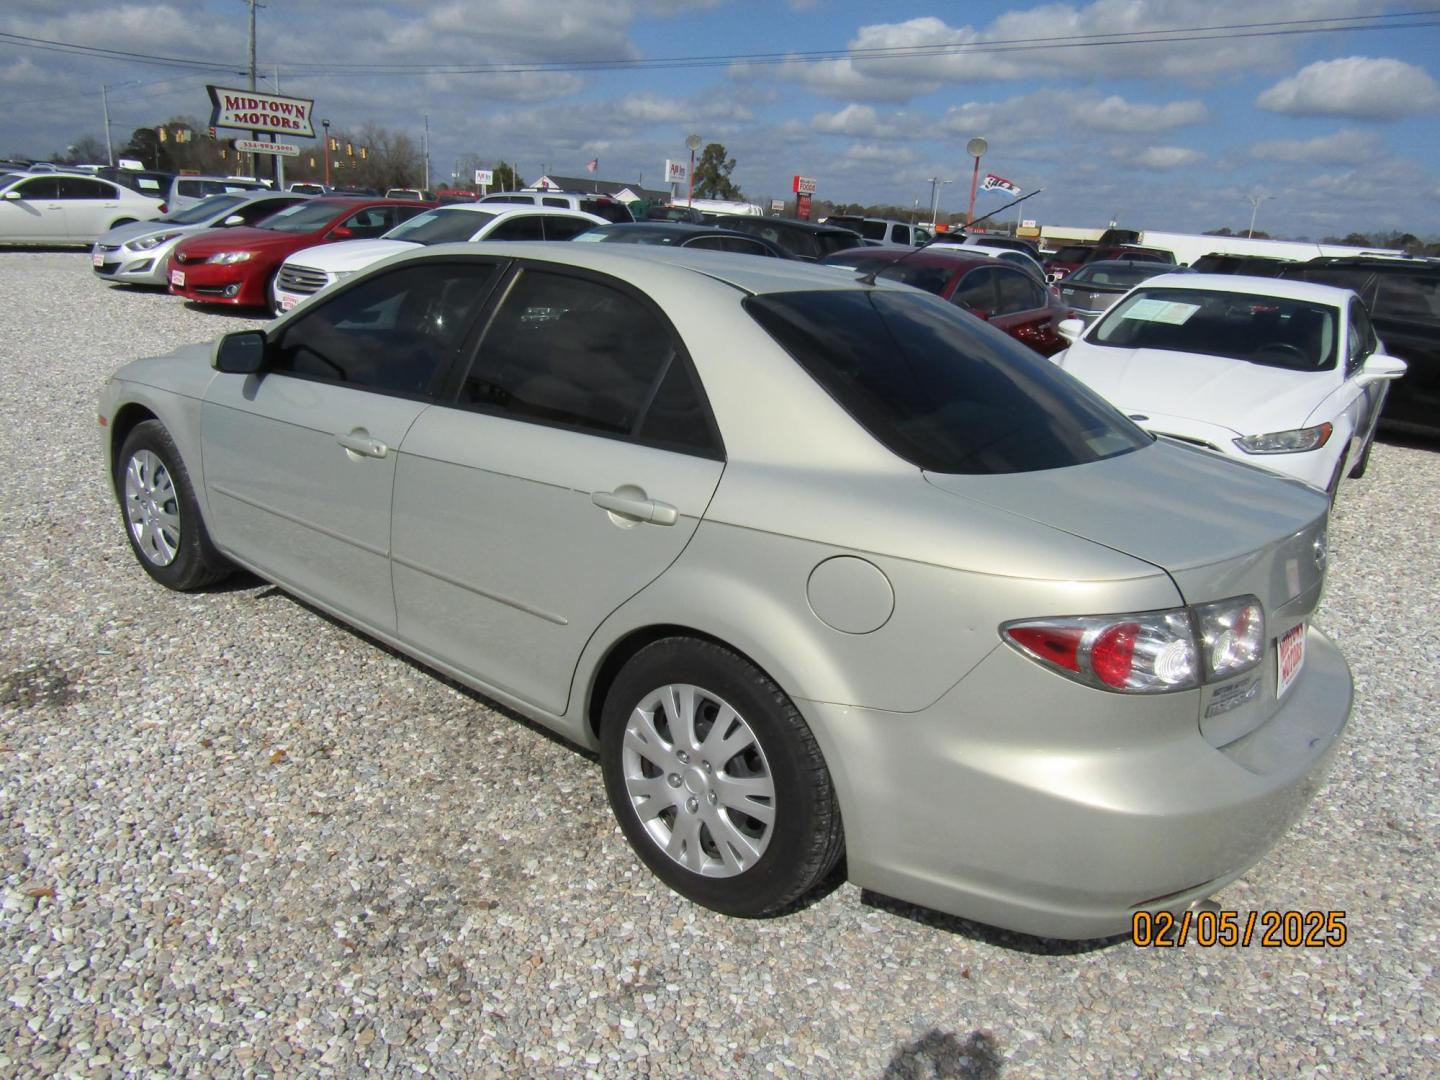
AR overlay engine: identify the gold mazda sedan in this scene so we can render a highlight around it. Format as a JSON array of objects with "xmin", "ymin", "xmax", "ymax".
[{"xmin": 100, "ymin": 244, "xmax": 1351, "ymax": 939}]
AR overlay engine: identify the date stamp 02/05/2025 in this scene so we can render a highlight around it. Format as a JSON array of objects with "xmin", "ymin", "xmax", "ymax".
[{"xmin": 1132, "ymin": 910, "xmax": 1348, "ymax": 948}]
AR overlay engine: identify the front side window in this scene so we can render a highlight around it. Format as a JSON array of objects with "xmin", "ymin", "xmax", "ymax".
[
  {"xmin": 13, "ymin": 177, "xmax": 60, "ymax": 199},
  {"xmin": 745, "ymin": 288, "xmax": 1148, "ymax": 474},
  {"xmin": 1347, "ymin": 300, "xmax": 1377, "ymax": 375},
  {"xmin": 271, "ymin": 262, "xmax": 501, "ymax": 396},
  {"xmin": 260, "ymin": 200, "xmax": 353, "ymax": 233},
  {"xmin": 951, "ymin": 268, "xmax": 998, "ymax": 313},
  {"xmin": 458, "ymin": 269, "xmax": 717, "ymax": 453},
  {"xmin": 1092, "ymin": 287, "xmax": 1340, "ymax": 371}
]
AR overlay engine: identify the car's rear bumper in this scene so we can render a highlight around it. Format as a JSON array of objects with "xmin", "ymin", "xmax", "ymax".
[{"xmin": 799, "ymin": 625, "xmax": 1351, "ymax": 940}]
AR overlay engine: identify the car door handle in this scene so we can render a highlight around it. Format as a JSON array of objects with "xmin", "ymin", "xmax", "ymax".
[
  {"xmin": 336, "ymin": 431, "xmax": 389, "ymax": 459},
  {"xmin": 591, "ymin": 490, "xmax": 678, "ymax": 526}
]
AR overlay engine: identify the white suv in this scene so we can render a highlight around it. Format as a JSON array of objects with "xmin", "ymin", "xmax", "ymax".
[
  {"xmin": 271, "ymin": 204, "xmax": 605, "ymax": 313},
  {"xmin": 477, "ymin": 190, "xmax": 633, "ymax": 223}
]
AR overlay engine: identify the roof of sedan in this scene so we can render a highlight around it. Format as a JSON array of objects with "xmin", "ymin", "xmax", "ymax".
[
  {"xmin": 397, "ymin": 240, "xmax": 888, "ymax": 295},
  {"xmin": 1140, "ymin": 272, "xmax": 1358, "ymax": 306},
  {"xmin": 823, "ymin": 246, "xmax": 994, "ymax": 270}
]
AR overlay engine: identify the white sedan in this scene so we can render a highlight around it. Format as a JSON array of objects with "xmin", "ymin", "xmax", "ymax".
[
  {"xmin": 1053, "ymin": 274, "xmax": 1407, "ymax": 496},
  {"xmin": 270, "ymin": 204, "xmax": 605, "ymax": 314}
]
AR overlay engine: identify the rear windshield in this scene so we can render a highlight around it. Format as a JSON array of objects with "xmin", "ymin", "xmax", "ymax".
[
  {"xmin": 1051, "ymin": 246, "xmax": 1093, "ymax": 263},
  {"xmin": 1067, "ymin": 263, "xmax": 1168, "ymax": 289},
  {"xmin": 1091, "ymin": 288, "xmax": 1339, "ymax": 370},
  {"xmin": 582, "ymin": 198, "xmax": 631, "ymax": 223},
  {"xmin": 260, "ymin": 200, "xmax": 350, "ymax": 233},
  {"xmin": 745, "ymin": 289, "xmax": 1148, "ymax": 474},
  {"xmin": 162, "ymin": 194, "xmax": 246, "ymax": 225},
  {"xmin": 385, "ymin": 207, "xmax": 496, "ymax": 244}
]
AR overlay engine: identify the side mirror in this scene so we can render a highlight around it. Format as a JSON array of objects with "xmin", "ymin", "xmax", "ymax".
[
  {"xmin": 1045, "ymin": 272, "xmax": 1058, "ymax": 283},
  {"xmin": 212, "ymin": 329, "xmax": 267, "ymax": 374},
  {"xmin": 1356, "ymin": 353, "xmax": 1407, "ymax": 384},
  {"xmin": 221, "ymin": 214, "xmax": 246, "ymax": 226},
  {"xmin": 330, "ymin": 225, "xmax": 353, "ymax": 239},
  {"xmin": 1057, "ymin": 317, "xmax": 1085, "ymax": 344},
  {"xmin": 3, "ymin": 191, "xmax": 21, "ymax": 201}
]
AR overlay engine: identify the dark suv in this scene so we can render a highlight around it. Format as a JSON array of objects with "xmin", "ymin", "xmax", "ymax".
[
  {"xmin": 1276, "ymin": 257, "xmax": 1440, "ymax": 437},
  {"xmin": 708, "ymin": 216, "xmax": 863, "ymax": 261}
]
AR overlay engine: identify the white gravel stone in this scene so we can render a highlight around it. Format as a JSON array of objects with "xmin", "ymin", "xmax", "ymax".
[{"xmin": 0, "ymin": 250, "xmax": 1436, "ymax": 1077}]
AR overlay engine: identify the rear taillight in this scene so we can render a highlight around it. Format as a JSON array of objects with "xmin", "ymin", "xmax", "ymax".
[
  {"xmin": 159, "ymin": 202, "xmax": 168, "ymax": 214},
  {"xmin": 1002, "ymin": 596, "xmax": 1263, "ymax": 694}
]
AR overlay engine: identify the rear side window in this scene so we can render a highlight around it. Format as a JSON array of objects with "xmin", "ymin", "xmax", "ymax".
[
  {"xmin": 1373, "ymin": 274, "xmax": 1440, "ymax": 321},
  {"xmin": 488, "ymin": 215, "xmax": 546, "ymax": 241},
  {"xmin": 745, "ymin": 289, "xmax": 1148, "ymax": 474},
  {"xmin": 876, "ymin": 263, "xmax": 953, "ymax": 295},
  {"xmin": 459, "ymin": 270, "xmax": 718, "ymax": 454},
  {"xmin": 56, "ymin": 177, "xmax": 114, "ymax": 199},
  {"xmin": 542, "ymin": 197, "xmax": 570, "ymax": 208},
  {"xmin": 994, "ymin": 269, "xmax": 1046, "ymax": 314},
  {"xmin": 582, "ymin": 198, "xmax": 632, "ymax": 223},
  {"xmin": 542, "ymin": 216, "xmax": 596, "ymax": 241}
]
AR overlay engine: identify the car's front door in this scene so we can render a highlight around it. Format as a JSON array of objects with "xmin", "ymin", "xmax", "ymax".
[
  {"xmin": 1, "ymin": 177, "xmax": 63, "ymax": 242},
  {"xmin": 1342, "ymin": 298, "xmax": 1387, "ymax": 452},
  {"xmin": 201, "ymin": 259, "xmax": 503, "ymax": 633},
  {"xmin": 392, "ymin": 264, "xmax": 726, "ymax": 715}
]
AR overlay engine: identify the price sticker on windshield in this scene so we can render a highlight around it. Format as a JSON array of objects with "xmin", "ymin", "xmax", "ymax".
[
  {"xmin": 1122, "ymin": 298, "xmax": 1198, "ymax": 325},
  {"xmin": 1277, "ymin": 623, "xmax": 1305, "ymax": 698}
]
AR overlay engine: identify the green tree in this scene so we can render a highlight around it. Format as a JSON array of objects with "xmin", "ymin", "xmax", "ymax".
[
  {"xmin": 692, "ymin": 142, "xmax": 741, "ymax": 200},
  {"xmin": 121, "ymin": 128, "xmax": 171, "ymax": 171}
]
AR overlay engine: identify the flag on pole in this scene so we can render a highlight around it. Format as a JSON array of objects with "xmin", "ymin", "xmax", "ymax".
[
  {"xmin": 586, "ymin": 158, "xmax": 599, "ymax": 174},
  {"xmin": 981, "ymin": 173, "xmax": 1021, "ymax": 196}
]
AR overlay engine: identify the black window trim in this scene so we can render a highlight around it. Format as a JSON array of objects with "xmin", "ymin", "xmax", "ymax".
[{"xmin": 443, "ymin": 261, "xmax": 727, "ymax": 461}]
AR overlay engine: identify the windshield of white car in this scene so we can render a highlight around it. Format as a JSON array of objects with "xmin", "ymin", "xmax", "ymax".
[
  {"xmin": 260, "ymin": 200, "xmax": 355, "ymax": 233},
  {"xmin": 161, "ymin": 194, "xmax": 247, "ymax": 225},
  {"xmin": 746, "ymin": 289, "xmax": 1148, "ymax": 474},
  {"xmin": 384, "ymin": 208, "xmax": 497, "ymax": 244},
  {"xmin": 1066, "ymin": 263, "xmax": 1169, "ymax": 289},
  {"xmin": 1091, "ymin": 288, "xmax": 1339, "ymax": 371}
]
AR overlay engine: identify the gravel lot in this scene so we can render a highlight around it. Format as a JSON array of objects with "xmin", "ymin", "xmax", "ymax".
[{"xmin": 1, "ymin": 250, "xmax": 1436, "ymax": 1078}]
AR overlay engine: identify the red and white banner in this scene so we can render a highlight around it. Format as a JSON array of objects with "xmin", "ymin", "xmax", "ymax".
[{"xmin": 981, "ymin": 173, "xmax": 1021, "ymax": 196}]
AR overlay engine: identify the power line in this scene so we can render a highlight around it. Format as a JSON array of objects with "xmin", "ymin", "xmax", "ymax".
[{"xmin": 0, "ymin": 10, "xmax": 1435, "ymax": 82}]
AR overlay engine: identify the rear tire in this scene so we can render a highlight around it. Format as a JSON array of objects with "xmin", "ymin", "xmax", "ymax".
[
  {"xmin": 600, "ymin": 638, "xmax": 844, "ymax": 917},
  {"xmin": 115, "ymin": 420, "xmax": 232, "ymax": 591}
]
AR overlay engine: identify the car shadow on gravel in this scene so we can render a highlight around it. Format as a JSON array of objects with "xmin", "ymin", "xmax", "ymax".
[
  {"xmin": 180, "ymin": 301, "xmax": 273, "ymax": 320},
  {"xmin": 858, "ymin": 890, "xmax": 1129, "ymax": 955}
]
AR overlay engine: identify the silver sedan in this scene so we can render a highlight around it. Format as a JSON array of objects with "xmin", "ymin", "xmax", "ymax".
[
  {"xmin": 90, "ymin": 190, "xmax": 310, "ymax": 286},
  {"xmin": 98, "ymin": 243, "xmax": 1351, "ymax": 939}
]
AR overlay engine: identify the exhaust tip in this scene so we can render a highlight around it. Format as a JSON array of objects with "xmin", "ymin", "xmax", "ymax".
[{"xmin": 1189, "ymin": 897, "xmax": 1222, "ymax": 915}]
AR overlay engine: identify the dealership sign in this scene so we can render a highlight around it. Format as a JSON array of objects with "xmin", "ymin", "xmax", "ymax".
[
  {"xmin": 207, "ymin": 86, "xmax": 315, "ymax": 137},
  {"xmin": 474, "ymin": 169, "xmax": 494, "ymax": 186},
  {"xmin": 792, "ymin": 175, "xmax": 817, "ymax": 195},
  {"xmin": 234, "ymin": 139, "xmax": 299, "ymax": 157},
  {"xmin": 664, "ymin": 159, "xmax": 689, "ymax": 185}
]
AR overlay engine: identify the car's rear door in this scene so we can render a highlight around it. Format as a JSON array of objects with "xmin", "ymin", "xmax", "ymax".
[
  {"xmin": 201, "ymin": 259, "xmax": 504, "ymax": 633},
  {"xmin": 391, "ymin": 262, "xmax": 725, "ymax": 715},
  {"xmin": 989, "ymin": 267, "xmax": 1066, "ymax": 354},
  {"xmin": 56, "ymin": 176, "xmax": 122, "ymax": 242}
]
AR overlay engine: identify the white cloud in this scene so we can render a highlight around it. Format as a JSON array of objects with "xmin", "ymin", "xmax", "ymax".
[
  {"xmin": 1249, "ymin": 128, "xmax": 1382, "ymax": 164},
  {"xmin": 734, "ymin": 1, "xmax": 1378, "ymax": 103},
  {"xmin": 844, "ymin": 142, "xmax": 915, "ymax": 165},
  {"xmin": 1256, "ymin": 57, "xmax": 1440, "ymax": 120},
  {"xmin": 1134, "ymin": 146, "xmax": 1205, "ymax": 170},
  {"xmin": 616, "ymin": 93, "xmax": 753, "ymax": 125}
]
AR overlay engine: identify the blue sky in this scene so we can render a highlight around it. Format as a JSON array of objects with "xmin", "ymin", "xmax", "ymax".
[{"xmin": 2, "ymin": 1, "xmax": 1437, "ymax": 237}]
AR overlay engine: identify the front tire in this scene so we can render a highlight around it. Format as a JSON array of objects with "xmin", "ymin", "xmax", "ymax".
[
  {"xmin": 600, "ymin": 638, "xmax": 844, "ymax": 917},
  {"xmin": 115, "ymin": 420, "xmax": 232, "ymax": 591}
]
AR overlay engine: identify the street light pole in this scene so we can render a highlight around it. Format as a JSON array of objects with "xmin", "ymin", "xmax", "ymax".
[
  {"xmin": 1246, "ymin": 193, "xmax": 1273, "ymax": 239},
  {"xmin": 965, "ymin": 136, "xmax": 988, "ymax": 227},
  {"xmin": 322, "ymin": 119, "xmax": 331, "ymax": 187},
  {"xmin": 685, "ymin": 133, "xmax": 701, "ymax": 208},
  {"xmin": 925, "ymin": 177, "xmax": 951, "ymax": 227}
]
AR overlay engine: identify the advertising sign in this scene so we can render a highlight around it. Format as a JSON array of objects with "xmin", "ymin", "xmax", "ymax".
[
  {"xmin": 665, "ymin": 159, "xmax": 689, "ymax": 185},
  {"xmin": 770, "ymin": 199, "xmax": 785, "ymax": 213},
  {"xmin": 796, "ymin": 193, "xmax": 813, "ymax": 220},
  {"xmin": 792, "ymin": 175, "xmax": 817, "ymax": 195},
  {"xmin": 207, "ymin": 85, "xmax": 316, "ymax": 137},
  {"xmin": 233, "ymin": 139, "xmax": 298, "ymax": 157},
  {"xmin": 474, "ymin": 169, "xmax": 494, "ymax": 186}
]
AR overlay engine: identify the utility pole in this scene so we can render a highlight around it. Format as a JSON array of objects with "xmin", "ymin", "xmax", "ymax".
[
  {"xmin": 247, "ymin": 0, "xmax": 262, "ymax": 180},
  {"xmin": 925, "ymin": 177, "xmax": 950, "ymax": 227},
  {"xmin": 423, "ymin": 114, "xmax": 430, "ymax": 192},
  {"xmin": 100, "ymin": 85, "xmax": 114, "ymax": 166},
  {"xmin": 272, "ymin": 64, "xmax": 284, "ymax": 190}
]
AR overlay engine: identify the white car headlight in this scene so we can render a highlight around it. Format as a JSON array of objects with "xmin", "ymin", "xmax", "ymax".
[
  {"xmin": 130, "ymin": 232, "xmax": 182, "ymax": 251},
  {"xmin": 209, "ymin": 251, "xmax": 253, "ymax": 265},
  {"xmin": 1234, "ymin": 422, "xmax": 1332, "ymax": 455}
]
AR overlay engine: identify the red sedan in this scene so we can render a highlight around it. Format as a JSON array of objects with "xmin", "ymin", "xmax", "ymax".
[
  {"xmin": 821, "ymin": 247, "xmax": 1075, "ymax": 356},
  {"xmin": 167, "ymin": 197, "xmax": 434, "ymax": 307}
]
